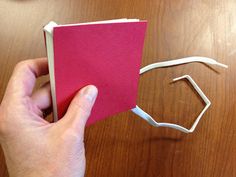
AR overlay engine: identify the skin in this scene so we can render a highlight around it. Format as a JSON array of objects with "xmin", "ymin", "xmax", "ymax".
[{"xmin": 0, "ymin": 58, "xmax": 98, "ymax": 177}]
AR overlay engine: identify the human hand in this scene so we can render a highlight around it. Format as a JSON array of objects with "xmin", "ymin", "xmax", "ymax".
[{"xmin": 0, "ymin": 58, "xmax": 98, "ymax": 177}]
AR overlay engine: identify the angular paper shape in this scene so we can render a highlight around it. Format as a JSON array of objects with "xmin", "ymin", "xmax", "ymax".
[{"xmin": 45, "ymin": 20, "xmax": 147, "ymax": 125}]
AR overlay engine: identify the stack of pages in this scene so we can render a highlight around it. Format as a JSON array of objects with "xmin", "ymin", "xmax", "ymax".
[{"xmin": 44, "ymin": 19, "xmax": 147, "ymax": 125}]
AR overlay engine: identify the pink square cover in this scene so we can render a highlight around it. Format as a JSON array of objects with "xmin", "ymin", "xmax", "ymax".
[{"xmin": 53, "ymin": 21, "xmax": 147, "ymax": 125}]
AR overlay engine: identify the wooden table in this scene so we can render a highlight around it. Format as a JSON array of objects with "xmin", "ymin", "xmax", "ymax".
[{"xmin": 0, "ymin": 1, "xmax": 235, "ymax": 177}]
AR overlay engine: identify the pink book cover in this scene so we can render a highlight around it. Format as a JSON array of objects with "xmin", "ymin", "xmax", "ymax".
[{"xmin": 52, "ymin": 21, "xmax": 147, "ymax": 125}]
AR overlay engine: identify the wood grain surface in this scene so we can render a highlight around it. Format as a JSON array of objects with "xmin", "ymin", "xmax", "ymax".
[{"xmin": 0, "ymin": 0, "xmax": 235, "ymax": 177}]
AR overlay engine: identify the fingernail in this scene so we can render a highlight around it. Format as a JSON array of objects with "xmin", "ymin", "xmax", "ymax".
[{"xmin": 82, "ymin": 85, "xmax": 98, "ymax": 102}]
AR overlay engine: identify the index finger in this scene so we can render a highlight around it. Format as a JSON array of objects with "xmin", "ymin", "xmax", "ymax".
[{"xmin": 6, "ymin": 58, "xmax": 49, "ymax": 98}]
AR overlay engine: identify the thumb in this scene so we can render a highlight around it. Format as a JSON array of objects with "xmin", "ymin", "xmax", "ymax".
[{"xmin": 62, "ymin": 85, "xmax": 98, "ymax": 133}]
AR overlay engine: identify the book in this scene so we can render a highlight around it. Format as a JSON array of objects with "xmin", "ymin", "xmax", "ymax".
[{"xmin": 44, "ymin": 19, "xmax": 147, "ymax": 125}]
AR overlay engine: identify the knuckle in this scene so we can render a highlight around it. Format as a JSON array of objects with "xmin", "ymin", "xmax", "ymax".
[
  {"xmin": 15, "ymin": 61, "xmax": 27, "ymax": 70},
  {"xmin": 61, "ymin": 129, "xmax": 83, "ymax": 143},
  {"xmin": 74, "ymin": 103, "xmax": 91, "ymax": 117},
  {"xmin": 0, "ymin": 104, "xmax": 24, "ymax": 139},
  {"xmin": 14, "ymin": 60, "xmax": 32, "ymax": 72}
]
